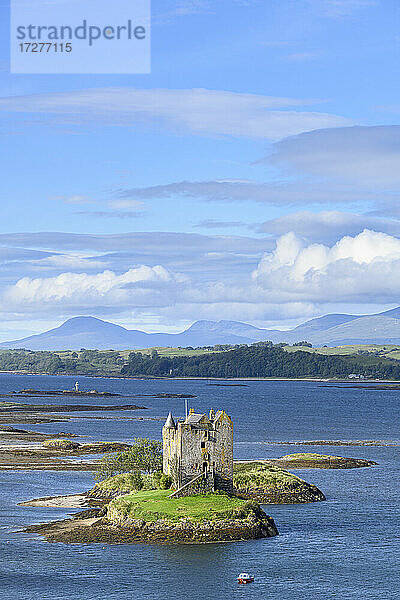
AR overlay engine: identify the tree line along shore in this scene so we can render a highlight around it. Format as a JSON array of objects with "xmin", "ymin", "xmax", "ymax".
[{"xmin": 2, "ymin": 343, "xmax": 400, "ymax": 379}]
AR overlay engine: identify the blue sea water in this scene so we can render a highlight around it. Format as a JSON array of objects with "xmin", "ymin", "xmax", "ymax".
[{"xmin": 0, "ymin": 374, "xmax": 399, "ymax": 600}]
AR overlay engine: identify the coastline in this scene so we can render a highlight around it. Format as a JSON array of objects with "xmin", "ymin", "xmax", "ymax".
[
  {"xmin": 2, "ymin": 370, "xmax": 400, "ymax": 383},
  {"xmin": 19, "ymin": 492, "xmax": 278, "ymax": 545}
]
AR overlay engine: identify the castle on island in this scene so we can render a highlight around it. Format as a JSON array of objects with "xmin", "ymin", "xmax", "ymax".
[{"xmin": 162, "ymin": 407, "xmax": 233, "ymax": 495}]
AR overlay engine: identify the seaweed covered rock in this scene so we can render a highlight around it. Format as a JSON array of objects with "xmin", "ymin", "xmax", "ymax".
[{"xmin": 42, "ymin": 439, "xmax": 81, "ymax": 451}]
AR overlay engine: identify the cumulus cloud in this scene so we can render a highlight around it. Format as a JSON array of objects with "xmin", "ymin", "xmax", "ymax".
[
  {"xmin": 253, "ymin": 229, "xmax": 400, "ymax": 303},
  {"xmin": 0, "ymin": 88, "xmax": 350, "ymax": 140},
  {"xmin": 2, "ymin": 228, "xmax": 400, "ymax": 327},
  {"xmin": 4, "ymin": 266, "xmax": 187, "ymax": 310}
]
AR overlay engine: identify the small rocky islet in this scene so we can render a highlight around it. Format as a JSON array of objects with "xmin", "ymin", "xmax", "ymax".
[
  {"xmin": 248, "ymin": 453, "xmax": 378, "ymax": 470},
  {"xmin": 23, "ymin": 490, "xmax": 278, "ymax": 544},
  {"xmin": 19, "ymin": 452, "xmax": 378, "ymax": 544},
  {"xmin": 21, "ymin": 462, "xmax": 325, "ymax": 544},
  {"xmin": 12, "ymin": 401, "xmax": 378, "ymax": 545}
]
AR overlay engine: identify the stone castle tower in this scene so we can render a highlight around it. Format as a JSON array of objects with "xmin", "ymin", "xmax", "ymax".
[{"xmin": 162, "ymin": 408, "xmax": 233, "ymax": 493}]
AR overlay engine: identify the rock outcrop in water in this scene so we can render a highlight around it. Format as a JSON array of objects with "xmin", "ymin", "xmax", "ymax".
[
  {"xmin": 23, "ymin": 492, "xmax": 278, "ymax": 544},
  {"xmin": 266, "ymin": 453, "xmax": 377, "ymax": 469},
  {"xmin": 233, "ymin": 463, "xmax": 326, "ymax": 503}
]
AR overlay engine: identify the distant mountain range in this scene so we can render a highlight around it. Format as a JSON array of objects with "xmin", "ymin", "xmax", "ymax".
[{"xmin": 2, "ymin": 307, "xmax": 400, "ymax": 350}]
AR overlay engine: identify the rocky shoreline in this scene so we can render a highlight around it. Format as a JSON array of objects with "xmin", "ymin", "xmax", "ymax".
[
  {"xmin": 269, "ymin": 440, "xmax": 396, "ymax": 447},
  {"xmin": 237, "ymin": 454, "xmax": 378, "ymax": 470},
  {"xmin": 21, "ymin": 497, "xmax": 278, "ymax": 544},
  {"xmin": 0, "ymin": 439, "xmax": 132, "ymax": 471},
  {"xmin": 235, "ymin": 482, "xmax": 326, "ymax": 503}
]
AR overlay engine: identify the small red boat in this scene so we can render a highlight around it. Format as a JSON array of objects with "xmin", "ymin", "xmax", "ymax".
[{"xmin": 237, "ymin": 572, "xmax": 254, "ymax": 584}]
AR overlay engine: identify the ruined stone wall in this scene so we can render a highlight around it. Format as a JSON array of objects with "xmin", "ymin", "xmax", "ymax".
[
  {"xmin": 171, "ymin": 473, "xmax": 214, "ymax": 498},
  {"xmin": 179, "ymin": 425, "xmax": 204, "ymax": 486},
  {"xmin": 162, "ymin": 410, "xmax": 234, "ymax": 493},
  {"xmin": 162, "ymin": 427, "xmax": 180, "ymax": 485},
  {"xmin": 211, "ymin": 415, "xmax": 233, "ymax": 492}
]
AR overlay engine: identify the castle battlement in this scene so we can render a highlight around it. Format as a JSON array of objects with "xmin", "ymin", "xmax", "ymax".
[{"xmin": 162, "ymin": 408, "xmax": 233, "ymax": 493}]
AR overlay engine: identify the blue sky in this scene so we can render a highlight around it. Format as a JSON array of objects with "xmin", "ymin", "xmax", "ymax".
[{"xmin": 0, "ymin": 0, "xmax": 400, "ymax": 340}]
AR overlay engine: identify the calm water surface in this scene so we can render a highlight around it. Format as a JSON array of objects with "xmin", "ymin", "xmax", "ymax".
[{"xmin": 0, "ymin": 374, "xmax": 398, "ymax": 600}]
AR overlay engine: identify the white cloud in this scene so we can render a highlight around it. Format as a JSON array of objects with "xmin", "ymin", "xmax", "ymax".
[
  {"xmin": 62, "ymin": 195, "xmax": 92, "ymax": 205},
  {"xmin": 4, "ymin": 265, "xmax": 187, "ymax": 309},
  {"xmin": 0, "ymin": 231, "xmax": 272, "ymax": 262},
  {"xmin": 119, "ymin": 178, "xmax": 378, "ymax": 206},
  {"xmin": 29, "ymin": 253, "xmax": 107, "ymax": 271},
  {"xmin": 284, "ymin": 52, "xmax": 319, "ymax": 62},
  {"xmin": 108, "ymin": 199, "xmax": 145, "ymax": 211},
  {"xmin": 307, "ymin": 0, "xmax": 376, "ymax": 18},
  {"xmin": 257, "ymin": 210, "xmax": 400, "ymax": 243},
  {"xmin": 3, "ymin": 227, "xmax": 400, "ymax": 327},
  {"xmin": 268, "ymin": 125, "xmax": 400, "ymax": 186},
  {"xmin": 0, "ymin": 88, "xmax": 351, "ymax": 140},
  {"xmin": 253, "ymin": 229, "xmax": 400, "ymax": 303}
]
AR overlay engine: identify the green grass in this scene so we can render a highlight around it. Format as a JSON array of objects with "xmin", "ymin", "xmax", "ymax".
[
  {"xmin": 279, "ymin": 453, "xmax": 338, "ymax": 461},
  {"xmin": 42, "ymin": 439, "xmax": 80, "ymax": 450},
  {"xmin": 124, "ymin": 347, "xmax": 221, "ymax": 358},
  {"xmin": 92, "ymin": 343, "xmax": 400, "ymax": 361},
  {"xmin": 233, "ymin": 463, "xmax": 305, "ymax": 490},
  {"xmin": 283, "ymin": 344, "xmax": 400, "ymax": 359},
  {"xmin": 108, "ymin": 490, "xmax": 249, "ymax": 522},
  {"xmin": 4, "ymin": 343, "xmax": 400, "ymax": 365}
]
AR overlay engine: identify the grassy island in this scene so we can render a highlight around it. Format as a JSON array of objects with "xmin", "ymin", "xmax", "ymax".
[
  {"xmin": 265, "ymin": 453, "xmax": 377, "ymax": 469},
  {"xmin": 24, "ymin": 490, "xmax": 278, "ymax": 544},
  {"xmin": 233, "ymin": 462, "xmax": 326, "ymax": 503},
  {"xmin": 107, "ymin": 489, "xmax": 247, "ymax": 522}
]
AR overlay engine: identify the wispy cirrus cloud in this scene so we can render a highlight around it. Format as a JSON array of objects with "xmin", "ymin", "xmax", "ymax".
[
  {"xmin": 117, "ymin": 177, "xmax": 393, "ymax": 209},
  {"xmin": 49, "ymin": 195, "xmax": 93, "ymax": 206},
  {"xmin": 160, "ymin": 0, "xmax": 262, "ymax": 18},
  {"xmin": 284, "ymin": 52, "xmax": 319, "ymax": 62},
  {"xmin": 195, "ymin": 219, "xmax": 249, "ymax": 229},
  {"xmin": 0, "ymin": 231, "xmax": 272, "ymax": 273},
  {"xmin": 266, "ymin": 125, "xmax": 400, "ymax": 186},
  {"xmin": 113, "ymin": 125, "xmax": 400, "ymax": 214},
  {"xmin": 256, "ymin": 210, "xmax": 400, "ymax": 244},
  {"xmin": 306, "ymin": 0, "xmax": 377, "ymax": 18},
  {"xmin": 0, "ymin": 88, "xmax": 351, "ymax": 140}
]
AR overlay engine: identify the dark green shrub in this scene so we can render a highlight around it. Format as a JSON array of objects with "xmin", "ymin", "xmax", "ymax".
[
  {"xmin": 130, "ymin": 471, "xmax": 144, "ymax": 490},
  {"xmin": 159, "ymin": 473, "xmax": 172, "ymax": 489}
]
